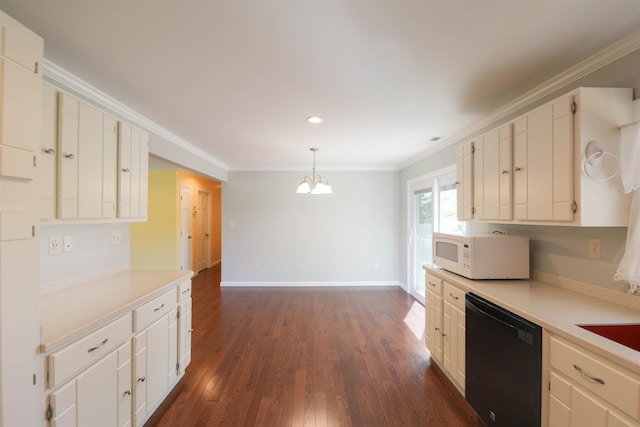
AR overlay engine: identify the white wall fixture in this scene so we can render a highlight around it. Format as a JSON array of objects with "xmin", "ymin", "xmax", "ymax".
[{"xmin": 296, "ymin": 147, "xmax": 333, "ymax": 195}]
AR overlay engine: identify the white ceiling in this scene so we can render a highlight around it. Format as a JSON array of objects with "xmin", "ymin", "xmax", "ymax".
[{"xmin": 2, "ymin": 1, "xmax": 640, "ymax": 171}]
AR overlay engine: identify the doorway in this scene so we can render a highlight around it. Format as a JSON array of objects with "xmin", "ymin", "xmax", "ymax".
[
  {"xmin": 196, "ymin": 190, "xmax": 211, "ymax": 272},
  {"xmin": 408, "ymin": 184, "xmax": 433, "ymax": 304},
  {"xmin": 179, "ymin": 185, "xmax": 192, "ymax": 271}
]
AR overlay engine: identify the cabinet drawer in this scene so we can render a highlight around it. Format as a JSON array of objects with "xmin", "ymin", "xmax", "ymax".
[
  {"xmin": 550, "ymin": 335, "xmax": 640, "ymax": 420},
  {"xmin": 178, "ymin": 281, "xmax": 192, "ymax": 301},
  {"xmin": 133, "ymin": 290, "xmax": 176, "ymax": 332},
  {"xmin": 426, "ymin": 275, "xmax": 443, "ymax": 296},
  {"xmin": 48, "ymin": 313, "xmax": 131, "ymax": 389},
  {"xmin": 49, "ymin": 380, "xmax": 76, "ymax": 422},
  {"xmin": 443, "ymin": 282, "xmax": 465, "ymax": 311}
]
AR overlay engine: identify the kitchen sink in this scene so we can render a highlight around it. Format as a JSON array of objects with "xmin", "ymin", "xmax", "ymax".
[{"xmin": 576, "ymin": 323, "xmax": 640, "ymax": 352}]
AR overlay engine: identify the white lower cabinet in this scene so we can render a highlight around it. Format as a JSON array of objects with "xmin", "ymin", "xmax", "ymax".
[
  {"xmin": 442, "ymin": 282, "xmax": 465, "ymax": 392},
  {"xmin": 178, "ymin": 281, "xmax": 193, "ymax": 375},
  {"xmin": 548, "ymin": 335, "xmax": 639, "ymax": 427},
  {"xmin": 425, "ymin": 273, "xmax": 466, "ymax": 394},
  {"xmin": 49, "ymin": 341, "xmax": 131, "ymax": 427},
  {"xmin": 45, "ymin": 278, "xmax": 193, "ymax": 427}
]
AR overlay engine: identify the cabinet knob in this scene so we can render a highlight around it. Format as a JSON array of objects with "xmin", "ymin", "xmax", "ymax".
[
  {"xmin": 514, "ymin": 166, "xmax": 523, "ymax": 172},
  {"xmin": 43, "ymin": 148, "xmax": 55, "ymax": 155},
  {"xmin": 138, "ymin": 376, "xmax": 146, "ymax": 383},
  {"xmin": 123, "ymin": 390, "xmax": 132, "ymax": 396},
  {"xmin": 501, "ymin": 169, "xmax": 509, "ymax": 174},
  {"xmin": 64, "ymin": 153, "xmax": 75, "ymax": 160},
  {"xmin": 122, "ymin": 168, "xmax": 130, "ymax": 173}
]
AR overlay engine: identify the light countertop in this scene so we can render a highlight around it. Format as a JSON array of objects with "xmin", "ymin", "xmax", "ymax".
[
  {"xmin": 40, "ymin": 270, "xmax": 194, "ymax": 353},
  {"xmin": 424, "ymin": 266, "xmax": 640, "ymax": 373}
]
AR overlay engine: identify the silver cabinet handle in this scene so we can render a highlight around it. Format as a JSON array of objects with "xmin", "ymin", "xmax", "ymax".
[
  {"xmin": 43, "ymin": 148, "xmax": 55, "ymax": 155},
  {"xmin": 181, "ymin": 289, "xmax": 190, "ymax": 294},
  {"xmin": 87, "ymin": 338, "xmax": 108, "ymax": 353},
  {"xmin": 153, "ymin": 303, "xmax": 165, "ymax": 312},
  {"xmin": 573, "ymin": 364, "xmax": 605, "ymax": 385},
  {"xmin": 123, "ymin": 390, "xmax": 132, "ymax": 396},
  {"xmin": 514, "ymin": 166, "xmax": 523, "ymax": 172},
  {"xmin": 429, "ymin": 281, "xmax": 437, "ymax": 288},
  {"xmin": 501, "ymin": 169, "xmax": 509, "ymax": 174},
  {"xmin": 137, "ymin": 376, "xmax": 146, "ymax": 383},
  {"xmin": 64, "ymin": 153, "xmax": 75, "ymax": 160},
  {"xmin": 122, "ymin": 168, "xmax": 130, "ymax": 173},
  {"xmin": 449, "ymin": 293, "xmax": 459, "ymax": 300}
]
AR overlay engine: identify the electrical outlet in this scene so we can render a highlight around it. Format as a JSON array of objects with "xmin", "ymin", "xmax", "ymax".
[
  {"xmin": 49, "ymin": 236, "xmax": 61, "ymax": 255},
  {"xmin": 63, "ymin": 235, "xmax": 73, "ymax": 252},
  {"xmin": 110, "ymin": 230, "xmax": 121, "ymax": 245},
  {"xmin": 588, "ymin": 238, "xmax": 602, "ymax": 259}
]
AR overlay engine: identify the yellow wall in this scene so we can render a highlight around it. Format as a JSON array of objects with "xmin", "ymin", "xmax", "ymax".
[
  {"xmin": 131, "ymin": 168, "xmax": 221, "ymax": 273},
  {"xmin": 131, "ymin": 170, "xmax": 180, "ymax": 270}
]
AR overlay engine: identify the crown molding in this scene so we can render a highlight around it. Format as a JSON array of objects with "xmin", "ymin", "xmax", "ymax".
[
  {"xmin": 43, "ymin": 59, "xmax": 229, "ymax": 171},
  {"xmin": 401, "ymin": 28, "xmax": 640, "ymax": 170}
]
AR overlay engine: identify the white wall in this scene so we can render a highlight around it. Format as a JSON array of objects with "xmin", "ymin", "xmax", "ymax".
[
  {"xmin": 39, "ymin": 223, "xmax": 130, "ymax": 287},
  {"xmin": 222, "ymin": 171, "xmax": 399, "ymax": 284}
]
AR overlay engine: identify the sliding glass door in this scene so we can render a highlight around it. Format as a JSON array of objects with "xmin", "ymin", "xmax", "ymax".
[{"xmin": 408, "ymin": 166, "xmax": 465, "ymax": 305}]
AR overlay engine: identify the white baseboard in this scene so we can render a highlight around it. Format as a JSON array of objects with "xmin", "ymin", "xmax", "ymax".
[
  {"xmin": 40, "ymin": 262, "xmax": 130, "ymax": 295},
  {"xmin": 220, "ymin": 281, "xmax": 403, "ymax": 288}
]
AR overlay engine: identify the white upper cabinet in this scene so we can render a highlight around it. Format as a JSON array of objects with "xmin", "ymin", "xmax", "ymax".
[
  {"xmin": 41, "ymin": 84, "xmax": 149, "ymax": 222},
  {"xmin": 460, "ymin": 87, "xmax": 633, "ymax": 226},
  {"xmin": 456, "ymin": 141, "xmax": 473, "ymax": 220},
  {"xmin": 41, "ymin": 83, "xmax": 58, "ymax": 219},
  {"xmin": 0, "ymin": 15, "xmax": 42, "ymax": 181},
  {"xmin": 118, "ymin": 122, "xmax": 149, "ymax": 219},
  {"xmin": 102, "ymin": 114, "xmax": 118, "ymax": 219}
]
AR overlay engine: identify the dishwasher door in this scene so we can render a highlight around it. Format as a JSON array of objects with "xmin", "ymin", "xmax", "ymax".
[{"xmin": 465, "ymin": 293, "xmax": 542, "ymax": 427}]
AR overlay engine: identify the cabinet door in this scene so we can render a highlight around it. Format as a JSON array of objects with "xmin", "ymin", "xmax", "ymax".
[
  {"xmin": 482, "ymin": 128, "xmax": 501, "ymax": 220},
  {"xmin": 0, "ymin": 58, "xmax": 39, "ymax": 180},
  {"xmin": 76, "ymin": 351, "xmax": 118, "ymax": 427},
  {"xmin": 117, "ymin": 122, "xmax": 132, "ymax": 218},
  {"xmin": 117, "ymin": 342, "xmax": 132, "ymax": 427},
  {"xmin": 133, "ymin": 333, "xmax": 147, "ymax": 427},
  {"xmin": 102, "ymin": 114, "xmax": 118, "ymax": 219},
  {"xmin": 57, "ymin": 93, "xmax": 79, "ymax": 218},
  {"xmin": 130, "ymin": 127, "xmax": 141, "ymax": 218},
  {"xmin": 443, "ymin": 300, "xmax": 453, "ymax": 374},
  {"xmin": 456, "ymin": 142, "xmax": 473, "ymax": 220},
  {"xmin": 49, "ymin": 380, "xmax": 76, "ymax": 427},
  {"xmin": 513, "ymin": 116, "xmax": 528, "ymax": 219},
  {"xmin": 179, "ymin": 297, "xmax": 192, "ymax": 371},
  {"xmin": 426, "ymin": 289, "xmax": 443, "ymax": 363},
  {"xmin": 145, "ymin": 316, "xmax": 169, "ymax": 414},
  {"xmin": 498, "ymin": 124, "xmax": 513, "ymax": 220},
  {"xmin": 472, "ymin": 137, "xmax": 484, "ymax": 219},
  {"xmin": 523, "ymin": 96, "xmax": 575, "ymax": 222},
  {"xmin": 551, "ymin": 95, "xmax": 574, "ymax": 221},
  {"xmin": 167, "ymin": 309, "xmax": 178, "ymax": 386},
  {"xmin": 41, "ymin": 83, "xmax": 58, "ymax": 219},
  {"xmin": 77, "ymin": 102, "xmax": 103, "ymax": 218},
  {"xmin": 139, "ymin": 133, "xmax": 149, "ymax": 218}
]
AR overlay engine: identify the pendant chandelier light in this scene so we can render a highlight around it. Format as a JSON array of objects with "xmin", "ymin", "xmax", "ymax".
[{"xmin": 296, "ymin": 147, "xmax": 333, "ymax": 194}]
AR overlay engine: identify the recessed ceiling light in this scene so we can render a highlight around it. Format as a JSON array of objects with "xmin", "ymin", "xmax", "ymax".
[
  {"xmin": 306, "ymin": 116, "xmax": 323, "ymax": 124},
  {"xmin": 425, "ymin": 136, "xmax": 442, "ymax": 143}
]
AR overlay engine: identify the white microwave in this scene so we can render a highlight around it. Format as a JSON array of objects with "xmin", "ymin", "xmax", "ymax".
[{"xmin": 432, "ymin": 232, "xmax": 530, "ymax": 279}]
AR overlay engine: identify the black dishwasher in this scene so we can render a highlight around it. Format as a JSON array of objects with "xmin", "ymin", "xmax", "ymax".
[{"xmin": 465, "ymin": 293, "xmax": 542, "ymax": 427}]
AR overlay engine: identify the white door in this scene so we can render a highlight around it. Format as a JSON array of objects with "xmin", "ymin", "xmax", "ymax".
[
  {"xmin": 408, "ymin": 183, "xmax": 433, "ymax": 304},
  {"xmin": 179, "ymin": 185, "xmax": 192, "ymax": 271},
  {"xmin": 196, "ymin": 190, "xmax": 210, "ymax": 272}
]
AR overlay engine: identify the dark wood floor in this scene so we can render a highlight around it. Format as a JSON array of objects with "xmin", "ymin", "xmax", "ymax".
[{"xmin": 146, "ymin": 266, "xmax": 484, "ymax": 427}]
